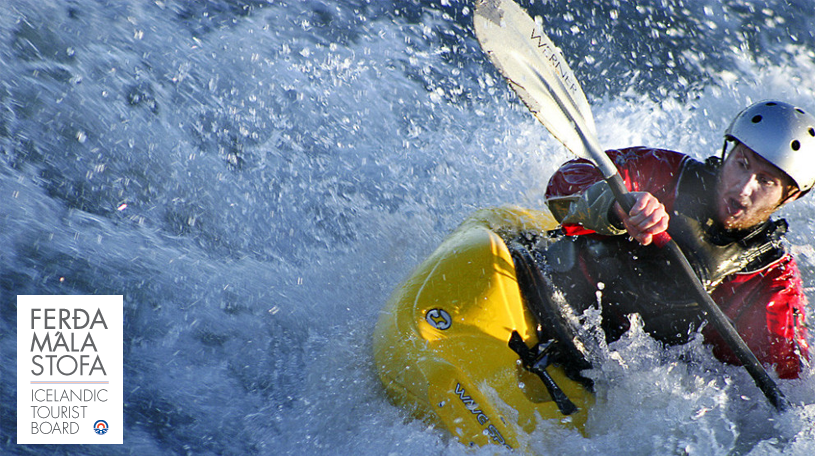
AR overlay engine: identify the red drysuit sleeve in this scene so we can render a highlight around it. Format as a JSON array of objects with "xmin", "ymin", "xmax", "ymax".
[{"xmin": 545, "ymin": 147, "xmax": 687, "ymax": 235}]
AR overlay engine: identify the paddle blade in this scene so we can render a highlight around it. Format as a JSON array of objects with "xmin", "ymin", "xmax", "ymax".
[{"xmin": 474, "ymin": 0, "xmax": 599, "ymax": 161}]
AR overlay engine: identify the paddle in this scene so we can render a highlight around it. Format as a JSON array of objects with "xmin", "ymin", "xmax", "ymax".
[{"xmin": 473, "ymin": 0, "xmax": 789, "ymax": 412}]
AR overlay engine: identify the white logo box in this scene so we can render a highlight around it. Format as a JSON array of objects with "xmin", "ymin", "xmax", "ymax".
[{"xmin": 17, "ymin": 295, "xmax": 123, "ymax": 445}]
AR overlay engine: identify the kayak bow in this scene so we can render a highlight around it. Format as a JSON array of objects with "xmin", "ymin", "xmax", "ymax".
[{"xmin": 373, "ymin": 207, "xmax": 593, "ymax": 450}]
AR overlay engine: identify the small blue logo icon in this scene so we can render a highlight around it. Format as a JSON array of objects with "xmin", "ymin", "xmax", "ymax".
[
  {"xmin": 93, "ymin": 420, "xmax": 109, "ymax": 435},
  {"xmin": 426, "ymin": 308, "xmax": 452, "ymax": 330}
]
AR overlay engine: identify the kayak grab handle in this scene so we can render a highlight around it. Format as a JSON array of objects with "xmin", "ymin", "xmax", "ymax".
[{"xmin": 509, "ymin": 331, "xmax": 578, "ymax": 416}]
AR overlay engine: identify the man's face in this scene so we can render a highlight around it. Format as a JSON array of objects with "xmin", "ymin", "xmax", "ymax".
[{"xmin": 714, "ymin": 143, "xmax": 794, "ymax": 230}]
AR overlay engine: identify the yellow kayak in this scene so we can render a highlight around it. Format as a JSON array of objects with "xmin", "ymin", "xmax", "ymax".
[{"xmin": 373, "ymin": 206, "xmax": 594, "ymax": 450}]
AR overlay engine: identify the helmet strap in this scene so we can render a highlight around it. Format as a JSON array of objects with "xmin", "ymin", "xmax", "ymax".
[{"xmin": 779, "ymin": 186, "xmax": 805, "ymax": 205}]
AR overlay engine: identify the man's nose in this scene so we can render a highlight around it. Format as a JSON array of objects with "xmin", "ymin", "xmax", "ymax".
[{"xmin": 738, "ymin": 174, "xmax": 759, "ymax": 197}]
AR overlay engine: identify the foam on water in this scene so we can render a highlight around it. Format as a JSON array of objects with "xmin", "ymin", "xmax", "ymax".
[{"xmin": 1, "ymin": 1, "xmax": 814, "ymax": 455}]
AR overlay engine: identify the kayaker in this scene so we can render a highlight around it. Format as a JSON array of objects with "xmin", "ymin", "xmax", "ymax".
[{"xmin": 542, "ymin": 100, "xmax": 813, "ymax": 379}]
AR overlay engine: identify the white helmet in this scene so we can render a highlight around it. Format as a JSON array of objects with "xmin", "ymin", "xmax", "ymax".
[{"xmin": 725, "ymin": 100, "xmax": 815, "ymax": 192}]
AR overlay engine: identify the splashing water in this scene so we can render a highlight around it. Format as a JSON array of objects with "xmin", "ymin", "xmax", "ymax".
[{"xmin": 2, "ymin": 1, "xmax": 815, "ymax": 455}]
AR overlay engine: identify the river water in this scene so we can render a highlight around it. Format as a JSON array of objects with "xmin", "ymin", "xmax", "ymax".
[{"xmin": 2, "ymin": 1, "xmax": 815, "ymax": 455}]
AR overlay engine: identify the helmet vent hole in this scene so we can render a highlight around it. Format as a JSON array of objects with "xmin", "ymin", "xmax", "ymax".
[
  {"xmin": 792, "ymin": 140, "xmax": 801, "ymax": 151},
  {"xmin": 751, "ymin": 115, "xmax": 763, "ymax": 123},
  {"xmin": 766, "ymin": 102, "xmax": 777, "ymax": 106},
  {"xmin": 796, "ymin": 108, "xmax": 806, "ymax": 114},
  {"xmin": 809, "ymin": 127, "xmax": 815, "ymax": 137}
]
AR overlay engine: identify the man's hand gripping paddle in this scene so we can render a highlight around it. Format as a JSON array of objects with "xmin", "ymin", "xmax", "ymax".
[{"xmin": 474, "ymin": 0, "xmax": 789, "ymax": 412}]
